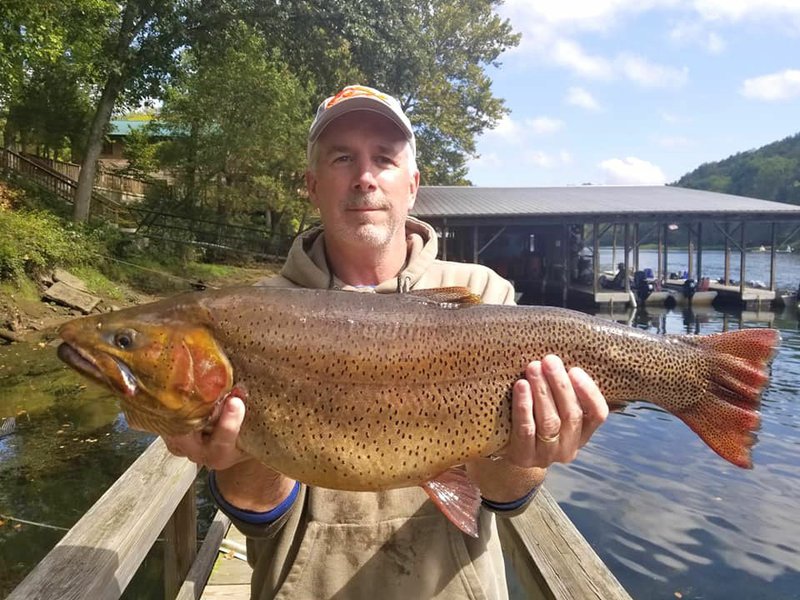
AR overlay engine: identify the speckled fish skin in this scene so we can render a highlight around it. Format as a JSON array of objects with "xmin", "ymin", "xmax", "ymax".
[{"xmin": 57, "ymin": 286, "xmax": 779, "ymax": 492}]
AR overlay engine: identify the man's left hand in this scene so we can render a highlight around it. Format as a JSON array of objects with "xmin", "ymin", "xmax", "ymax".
[{"xmin": 505, "ymin": 354, "xmax": 608, "ymax": 469}]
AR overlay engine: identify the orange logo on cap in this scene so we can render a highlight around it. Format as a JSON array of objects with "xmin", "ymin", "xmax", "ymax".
[{"xmin": 324, "ymin": 85, "xmax": 390, "ymax": 109}]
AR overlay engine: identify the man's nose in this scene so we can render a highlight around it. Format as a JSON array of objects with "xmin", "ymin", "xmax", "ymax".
[{"xmin": 353, "ymin": 158, "xmax": 378, "ymax": 191}]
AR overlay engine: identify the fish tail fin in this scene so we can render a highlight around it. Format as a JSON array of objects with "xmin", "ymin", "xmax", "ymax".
[{"xmin": 678, "ymin": 328, "xmax": 779, "ymax": 469}]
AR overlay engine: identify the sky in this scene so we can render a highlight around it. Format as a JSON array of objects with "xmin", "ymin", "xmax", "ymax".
[{"xmin": 466, "ymin": 0, "xmax": 800, "ymax": 187}]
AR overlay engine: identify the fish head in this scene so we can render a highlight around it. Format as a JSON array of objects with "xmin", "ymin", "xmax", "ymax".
[{"xmin": 57, "ymin": 308, "xmax": 233, "ymax": 437}]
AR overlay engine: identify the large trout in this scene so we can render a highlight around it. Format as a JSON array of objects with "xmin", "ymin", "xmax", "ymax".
[{"xmin": 57, "ymin": 286, "xmax": 778, "ymax": 536}]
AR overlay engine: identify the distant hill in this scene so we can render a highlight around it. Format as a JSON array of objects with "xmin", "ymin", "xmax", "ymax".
[{"xmin": 673, "ymin": 132, "xmax": 800, "ymax": 204}]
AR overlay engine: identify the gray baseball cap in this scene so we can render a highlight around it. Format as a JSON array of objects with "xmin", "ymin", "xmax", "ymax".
[{"xmin": 307, "ymin": 85, "xmax": 415, "ymax": 160}]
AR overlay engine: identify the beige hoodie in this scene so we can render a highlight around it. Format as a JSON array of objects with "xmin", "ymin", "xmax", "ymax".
[{"xmin": 223, "ymin": 217, "xmax": 526, "ymax": 600}]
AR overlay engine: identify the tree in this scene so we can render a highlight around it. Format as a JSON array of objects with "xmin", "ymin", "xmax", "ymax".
[
  {"xmin": 72, "ymin": 0, "xmax": 188, "ymax": 222},
  {"xmin": 356, "ymin": 0, "xmax": 520, "ymax": 184},
  {"xmin": 242, "ymin": 0, "xmax": 520, "ymax": 184},
  {"xmin": 152, "ymin": 20, "xmax": 312, "ymax": 241}
]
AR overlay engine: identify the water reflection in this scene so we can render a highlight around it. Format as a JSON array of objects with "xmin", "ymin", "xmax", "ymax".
[{"xmin": 548, "ymin": 305, "xmax": 800, "ymax": 600}]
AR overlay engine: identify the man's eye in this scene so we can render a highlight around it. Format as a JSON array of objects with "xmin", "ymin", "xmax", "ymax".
[{"xmin": 333, "ymin": 155, "xmax": 351, "ymax": 163}]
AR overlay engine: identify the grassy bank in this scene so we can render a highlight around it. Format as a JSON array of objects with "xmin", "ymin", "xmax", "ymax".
[{"xmin": 0, "ymin": 179, "xmax": 280, "ymax": 337}]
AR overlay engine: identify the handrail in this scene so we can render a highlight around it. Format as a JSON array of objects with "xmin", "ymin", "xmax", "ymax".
[
  {"xmin": 7, "ymin": 438, "xmax": 201, "ymax": 600},
  {"xmin": 0, "ymin": 148, "xmax": 129, "ymax": 221}
]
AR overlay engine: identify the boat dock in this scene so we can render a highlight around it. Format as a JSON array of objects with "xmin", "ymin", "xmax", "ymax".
[{"xmin": 8, "ymin": 438, "xmax": 633, "ymax": 600}]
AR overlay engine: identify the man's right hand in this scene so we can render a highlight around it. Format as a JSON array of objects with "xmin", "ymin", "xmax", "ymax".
[{"xmin": 162, "ymin": 395, "xmax": 249, "ymax": 471}]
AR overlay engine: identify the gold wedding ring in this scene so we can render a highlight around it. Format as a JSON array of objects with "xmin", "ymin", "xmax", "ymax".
[{"xmin": 536, "ymin": 432, "xmax": 560, "ymax": 444}]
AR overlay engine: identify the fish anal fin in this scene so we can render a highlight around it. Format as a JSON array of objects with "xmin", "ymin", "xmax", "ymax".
[
  {"xmin": 407, "ymin": 287, "xmax": 483, "ymax": 307},
  {"xmin": 421, "ymin": 467, "xmax": 482, "ymax": 537}
]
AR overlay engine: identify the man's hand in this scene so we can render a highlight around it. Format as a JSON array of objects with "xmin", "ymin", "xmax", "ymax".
[
  {"xmin": 162, "ymin": 395, "xmax": 249, "ymax": 471},
  {"xmin": 506, "ymin": 354, "xmax": 608, "ymax": 469}
]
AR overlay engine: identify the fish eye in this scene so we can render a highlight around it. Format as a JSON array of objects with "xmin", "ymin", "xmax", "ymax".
[{"xmin": 113, "ymin": 330, "xmax": 136, "ymax": 350}]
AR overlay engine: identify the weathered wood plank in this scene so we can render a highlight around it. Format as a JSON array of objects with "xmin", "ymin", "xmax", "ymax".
[
  {"xmin": 176, "ymin": 511, "xmax": 232, "ymax": 600},
  {"xmin": 498, "ymin": 487, "xmax": 632, "ymax": 600},
  {"xmin": 164, "ymin": 486, "xmax": 198, "ymax": 598},
  {"xmin": 7, "ymin": 438, "xmax": 198, "ymax": 600},
  {"xmin": 200, "ymin": 584, "xmax": 251, "ymax": 599}
]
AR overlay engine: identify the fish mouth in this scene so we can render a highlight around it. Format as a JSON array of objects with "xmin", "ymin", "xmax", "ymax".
[{"xmin": 57, "ymin": 343, "xmax": 138, "ymax": 396}]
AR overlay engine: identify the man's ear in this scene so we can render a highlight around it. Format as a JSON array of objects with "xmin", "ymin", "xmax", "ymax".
[
  {"xmin": 408, "ymin": 170, "xmax": 420, "ymax": 210},
  {"xmin": 306, "ymin": 170, "xmax": 320, "ymax": 208}
]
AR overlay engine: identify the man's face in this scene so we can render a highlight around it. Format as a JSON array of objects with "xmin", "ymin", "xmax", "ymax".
[{"xmin": 306, "ymin": 110, "xmax": 420, "ymax": 249}]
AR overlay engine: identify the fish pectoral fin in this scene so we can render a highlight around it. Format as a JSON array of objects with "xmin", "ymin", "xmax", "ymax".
[
  {"xmin": 406, "ymin": 287, "xmax": 482, "ymax": 307},
  {"xmin": 421, "ymin": 467, "xmax": 482, "ymax": 538}
]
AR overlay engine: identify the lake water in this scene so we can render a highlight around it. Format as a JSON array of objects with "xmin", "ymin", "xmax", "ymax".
[
  {"xmin": 1, "ymin": 250, "xmax": 799, "ymax": 599},
  {"xmin": 600, "ymin": 247, "xmax": 800, "ymax": 291}
]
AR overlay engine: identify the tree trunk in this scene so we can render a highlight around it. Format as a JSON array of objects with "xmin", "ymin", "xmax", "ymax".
[
  {"xmin": 73, "ymin": 75, "xmax": 122, "ymax": 222},
  {"xmin": 73, "ymin": 0, "xmax": 142, "ymax": 222}
]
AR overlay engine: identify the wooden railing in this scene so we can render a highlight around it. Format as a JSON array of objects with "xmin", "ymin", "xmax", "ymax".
[
  {"xmin": 8, "ymin": 436, "xmax": 632, "ymax": 600},
  {"xmin": 498, "ymin": 490, "xmax": 632, "ymax": 600},
  {"xmin": 23, "ymin": 154, "xmax": 152, "ymax": 197},
  {"xmin": 0, "ymin": 148, "xmax": 133, "ymax": 225},
  {"xmin": 6, "ymin": 439, "xmax": 228, "ymax": 600}
]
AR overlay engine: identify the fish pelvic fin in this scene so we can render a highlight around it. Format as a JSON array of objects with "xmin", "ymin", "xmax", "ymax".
[
  {"xmin": 421, "ymin": 467, "xmax": 482, "ymax": 538},
  {"xmin": 407, "ymin": 287, "xmax": 483, "ymax": 307},
  {"xmin": 679, "ymin": 328, "xmax": 779, "ymax": 469}
]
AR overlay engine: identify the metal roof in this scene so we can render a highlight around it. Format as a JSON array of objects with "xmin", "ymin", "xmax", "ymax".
[
  {"xmin": 109, "ymin": 119, "xmax": 174, "ymax": 138},
  {"xmin": 411, "ymin": 185, "xmax": 800, "ymax": 222}
]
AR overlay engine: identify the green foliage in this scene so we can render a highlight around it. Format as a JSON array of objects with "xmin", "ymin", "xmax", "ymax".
[
  {"xmin": 674, "ymin": 132, "xmax": 800, "ymax": 204},
  {"xmin": 0, "ymin": 208, "xmax": 102, "ymax": 281}
]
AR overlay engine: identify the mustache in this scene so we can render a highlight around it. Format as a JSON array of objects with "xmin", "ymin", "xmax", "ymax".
[{"xmin": 345, "ymin": 194, "xmax": 388, "ymax": 210}]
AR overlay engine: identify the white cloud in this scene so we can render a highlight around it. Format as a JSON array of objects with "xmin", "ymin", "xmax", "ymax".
[
  {"xmin": 692, "ymin": 0, "xmax": 800, "ymax": 24},
  {"xmin": 668, "ymin": 22, "xmax": 727, "ymax": 54},
  {"xmin": 659, "ymin": 110, "xmax": 685, "ymax": 124},
  {"xmin": 740, "ymin": 69, "xmax": 800, "ymax": 101},
  {"xmin": 599, "ymin": 157, "xmax": 667, "ymax": 184},
  {"xmin": 526, "ymin": 116, "xmax": 565, "ymax": 134},
  {"xmin": 484, "ymin": 115, "xmax": 522, "ymax": 141},
  {"xmin": 483, "ymin": 115, "xmax": 566, "ymax": 144},
  {"xmin": 617, "ymin": 54, "xmax": 689, "ymax": 88},
  {"xmin": 526, "ymin": 150, "xmax": 572, "ymax": 169},
  {"xmin": 565, "ymin": 87, "xmax": 602, "ymax": 111},
  {"xmin": 552, "ymin": 39, "xmax": 614, "ymax": 79}
]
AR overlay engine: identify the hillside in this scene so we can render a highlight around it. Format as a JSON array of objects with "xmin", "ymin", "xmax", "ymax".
[{"xmin": 673, "ymin": 132, "xmax": 800, "ymax": 204}]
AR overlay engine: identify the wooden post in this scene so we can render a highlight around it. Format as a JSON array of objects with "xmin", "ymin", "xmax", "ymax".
[
  {"xmin": 696, "ymin": 222, "xmax": 703, "ymax": 282},
  {"xmin": 687, "ymin": 226, "xmax": 694, "ymax": 279},
  {"xmin": 472, "ymin": 225, "xmax": 479, "ymax": 264},
  {"xmin": 740, "ymin": 221, "xmax": 747, "ymax": 299},
  {"xmin": 562, "ymin": 225, "xmax": 569, "ymax": 306},
  {"xmin": 770, "ymin": 222, "xmax": 777, "ymax": 291},
  {"xmin": 724, "ymin": 223, "xmax": 731, "ymax": 285},
  {"xmin": 163, "ymin": 486, "xmax": 197, "ymax": 599},
  {"xmin": 657, "ymin": 224, "xmax": 664, "ymax": 281},
  {"xmin": 623, "ymin": 223, "xmax": 631, "ymax": 294},
  {"xmin": 633, "ymin": 222, "xmax": 640, "ymax": 272},
  {"xmin": 663, "ymin": 224, "xmax": 670, "ymax": 279},
  {"xmin": 592, "ymin": 222, "xmax": 599, "ymax": 300},
  {"xmin": 441, "ymin": 219, "xmax": 448, "ymax": 261}
]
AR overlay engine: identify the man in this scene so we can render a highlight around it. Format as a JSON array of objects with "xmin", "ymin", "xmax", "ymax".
[{"xmin": 164, "ymin": 85, "xmax": 608, "ymax": 599}]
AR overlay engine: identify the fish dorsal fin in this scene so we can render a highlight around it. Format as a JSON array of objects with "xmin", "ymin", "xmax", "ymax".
[
  {"xmin": 421, "ymin": 467, "xmax": 482, "ymax": 537},
  {"xmin": 407, "ymin": 287, "xmax": 482, "ymax": 307}
]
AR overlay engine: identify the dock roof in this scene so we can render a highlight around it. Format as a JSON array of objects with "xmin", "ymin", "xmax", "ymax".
[{"xmin": 412, "ymin": 185, "xmax": 800, "ymax": 224}]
